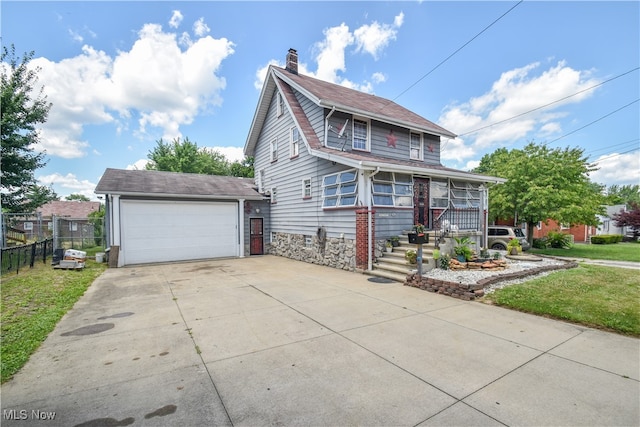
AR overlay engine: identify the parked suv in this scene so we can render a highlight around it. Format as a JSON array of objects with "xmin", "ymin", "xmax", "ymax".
[{"xmin": 487, "ymin": 226, "xmax": 530, "ymax": 251}]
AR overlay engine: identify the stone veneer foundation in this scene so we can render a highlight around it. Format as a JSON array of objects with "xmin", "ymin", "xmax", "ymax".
[{"xmin": 269, "ymin": 232, "xmax": 388, "ymax": 272}]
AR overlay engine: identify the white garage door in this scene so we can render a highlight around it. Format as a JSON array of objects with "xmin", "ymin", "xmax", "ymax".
[{"xmin": 120, "ymin": 200, "xmax": 238, "ymax": 265}]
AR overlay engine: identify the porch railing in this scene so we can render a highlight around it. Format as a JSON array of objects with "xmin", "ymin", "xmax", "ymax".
[{"xmin": 433, "ymin": 207, "xmax": 480, "ymax": 232}]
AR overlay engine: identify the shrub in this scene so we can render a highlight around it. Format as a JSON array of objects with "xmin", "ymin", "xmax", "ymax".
[
  {"xmin": 546, "ymin": 231, "xmax": 572, "ymax": 249},
  {"xmin": 439, "ymin": 254, "xmax": 450, "ymax": 270},
  {"xmin": 590, "ymin": 234, "xmax": 623, "ymax": 244},
  {"xmin": 533, "ymin": 237, "xmax": 548, "ymax": 249}
]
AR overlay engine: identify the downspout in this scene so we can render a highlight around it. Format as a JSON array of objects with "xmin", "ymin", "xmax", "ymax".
[
  {"xmin": 324, "ymin": 107, "xmax": 336, "ymax": 147},
  {"xmin": 238, "ymin": 199, "xmax": 245, "ymax": 258},
  {"xmin": 367, "ymin": 167, "xmax": 381, "ymax": 271}
]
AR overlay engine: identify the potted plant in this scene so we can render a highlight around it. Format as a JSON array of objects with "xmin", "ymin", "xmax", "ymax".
[
  {"xmin": 390, "ymin": 236, "xmax": 400, "ymax": 247},
  {"xmin": 453, "ymin": 236, "xmax": 474, "ymax": 262},
  {"xmin": 507, "ymin": 238, "xmax": 521, "ymax": 255},
  {"xmin": 385, "ymin": 241, "xmax": 393, "ymax": 253},
  {"xmin": 405, "ymin": 249, "xmax": 417, "ymax": 264},
  {"xmin": 408, "ymin": 224, "xmax": 428, "ymax": 244}
]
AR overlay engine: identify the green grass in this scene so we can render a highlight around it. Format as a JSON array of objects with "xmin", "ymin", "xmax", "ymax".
[
  {"xmin": 531, "ymin": 242, "xmax": 640, "ymax": 262},
  {"xmin": 483, "ymin": 264, "xmax": 640, "ymax": 336},
  {"xmin": 1, "ymin": 260, "xmax": 107, "ymax": 383}
]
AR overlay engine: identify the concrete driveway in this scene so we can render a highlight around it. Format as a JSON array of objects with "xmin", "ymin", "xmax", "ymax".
[{"xmin": 2, "ymin": 255, "xmax": 638, "ymax": 426}]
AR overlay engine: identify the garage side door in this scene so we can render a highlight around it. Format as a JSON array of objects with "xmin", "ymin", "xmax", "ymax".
[{"xmin": 120, "ymin": 200, "xmax": 238, "ymax": 265}]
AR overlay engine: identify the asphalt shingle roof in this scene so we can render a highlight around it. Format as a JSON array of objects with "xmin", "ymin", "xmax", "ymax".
[
  {"xmin": 36, "ymin": 201, "xmax": 101, "ymax": 218},
  {"xmin": 95, "ymin": 168, "xmax": 263, "ymax": 200}
]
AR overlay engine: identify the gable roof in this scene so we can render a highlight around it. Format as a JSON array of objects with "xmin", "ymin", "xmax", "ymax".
[
  {"xmin": 245, "ymin": 65, "xmax": 456, "ymax": 156},
  {"xmin": 36, "ymin": 200, "xmax": 101, "ymax": 218},
  {"xmin": 95, "ymin": 168, "xmax": 264, "ymax": 200}
]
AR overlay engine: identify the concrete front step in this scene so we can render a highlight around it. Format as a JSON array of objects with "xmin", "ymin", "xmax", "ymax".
[
  {"xmin": 374, "ymin": 261, "xmax": 413, "ymax": 275},
  {"xmin": 365, "ymin": 268, "xmax": 408, "ymax": 283}
]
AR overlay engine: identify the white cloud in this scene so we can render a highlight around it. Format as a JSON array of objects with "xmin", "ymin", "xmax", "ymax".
[
  {"xmin": 254, "ymin": 12, "xmax": 403, "ymax": 93},
  {"xmin": 37, "ymin": 172, "xmax": 98, "ymax": 200},
  {"xmin": 169, "ymin": 10, "xmax": 183, "ymax": 29},
  {"xmin": 438, "ymin": 61, "xmax": 601, "ymax": 162},
  {"xmin": 205, "ymin": 146, "xmax": 245, "ymax": 162},
  {"xmin": 26, "ymin": 23, "xmax": 235, "ymax": 158},
  {"xmin": 353, "ymin": 12, "xmax": 403, "ymax": 60},
  {"xmin": 193, "ymin": 18, "xmax": 210, "ymax": 37},
  {"xmin": 126, "ymin": 159, "xmax": 149, "ymax": 170},
  {"xmin": 589, "ymin": 151, "xmax": 640, "ymax": 186}
]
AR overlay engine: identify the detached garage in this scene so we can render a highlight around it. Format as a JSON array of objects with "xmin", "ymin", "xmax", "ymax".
[{"xmin": 95, "ymin": 168, "xmax": 268, "ymax": 267}]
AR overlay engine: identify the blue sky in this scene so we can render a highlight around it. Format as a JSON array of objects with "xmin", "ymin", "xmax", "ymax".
[{"xmin": 2, "ymin": 1, "xmax": 639, "ymax": 200}]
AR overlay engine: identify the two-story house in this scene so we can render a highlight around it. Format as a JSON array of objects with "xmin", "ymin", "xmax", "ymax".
[{"xmin": 245, "ymin": 49, "xmax": 504, "ymax": 274}]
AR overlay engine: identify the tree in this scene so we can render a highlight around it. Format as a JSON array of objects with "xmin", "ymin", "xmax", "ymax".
[
  {"xmin": 612, "ymin": 202, "xmax": 640, "ymax": 240},
  {"xmin": 603, "ymin": 184, "xmax": 640, "ymax": 207},
  {"xmin": 22, "ymin": 184, "xmax": 58, "ymax": 212},
  {"xmin": 146, "ymin": 137, "xmax": 232, "ymax": 175},
  {"xmin": 88, "ymin": 207, "xmax": 105, "ymax": 246},
  {"xmin": 66, "ymin": 194, "xmax": 90, "ymax": 201},
  {"xmin": 230, "ymin": 156, "xmax": 254, "ymax": 178},
  {"xmin": 1, "ymin": 45, "xmax": 52, "ymax": 213},
  {"xmin": 474, "ymin": 142, "xmax": 605, "ymax": 244}
]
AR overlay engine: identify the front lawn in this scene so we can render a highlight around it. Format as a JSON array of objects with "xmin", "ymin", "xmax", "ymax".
[
  {"xmin": 530, "ymin": 242, "xmax": 640, "ymax": 262},
  {"xmin": 1, "ymin": 260, "xmax": 107, "ymax": 383},
  {"xmin": 482, "ymin": 264, "xmax": 640, "ymax": 336}
]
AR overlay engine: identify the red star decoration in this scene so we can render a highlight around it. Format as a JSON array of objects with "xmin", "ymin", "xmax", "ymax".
[
  {"xmin": 386, "ymin": 130, "xmax": 397, "ymax": 148},
  {"xmin": 427, "ymin": 144, "xmax": 434, "ymax": 152}
]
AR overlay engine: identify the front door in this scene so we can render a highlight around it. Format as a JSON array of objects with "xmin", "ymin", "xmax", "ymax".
[
  {"xmin": 413, "ymin": 178, "xmax": 430, "ymax": 228},
  {"xmin": 249, "ymin": 218, "xmax": 264, "ymax": 255}
]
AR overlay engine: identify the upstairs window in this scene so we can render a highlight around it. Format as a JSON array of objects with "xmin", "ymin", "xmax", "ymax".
[
  {"xmin": 270, "ymin": 187, "xmax": 277, "ymax": 204},
  {"xmin": 322, "ymin": 169, "xmax": 358, "ymax": 208},
  {"xmin": 270, "ymin": 138, "xmax": 278, "ymax": 162},
  {"xmin": 352, "ymin": 119, "xmax": 369, "ymax": 151},
  {"xmin": 372, "ymin": 172, "xmax": 413, "ymax": 207},
  {"xmin": 410, "ymin": 132, "xmax": 423, "ymax": 160},
  {"xmin": 276, "ymin": 92, "xmax": 284, "ymax": 117},
  {"xmin": 290, "ymin": 127, "xmax": 300, "ymax": 158}
]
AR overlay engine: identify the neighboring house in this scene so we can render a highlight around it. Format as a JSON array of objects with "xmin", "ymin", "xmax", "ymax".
[
  {"xmin": 596, "ymin": 204, "xmax": 628, "ymax": 237},
  {"xmin": 244, "ymin": 49, "xmax": 504, "ymax": 272},
  {"xmin": 3, "ymin": 200, "xmax": 101, "ymax": 244},
  {"xmin": 532, "ymin": 220, "xmax": 595, "ymax": 244},
  {"xmin": 95, "ymin": 168, "xmax": 269, "ymax": 267}
]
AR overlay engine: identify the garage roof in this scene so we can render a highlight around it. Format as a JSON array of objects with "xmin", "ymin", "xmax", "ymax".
[{"xmin": 95, "ymin": 168, "xmax": 264, "ymax": 200}]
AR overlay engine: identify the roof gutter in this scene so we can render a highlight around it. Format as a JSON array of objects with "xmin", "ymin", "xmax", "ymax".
[{"xmin": 93, "ymin": 191, "xmax": 266, "ymax": 201}]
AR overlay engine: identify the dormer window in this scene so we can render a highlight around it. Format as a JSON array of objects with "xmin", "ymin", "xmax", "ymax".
[
  {"xmin": 410, "ymin": 132, "xmax": 423, "ymax": 160},
  {"xmin": 352, "ymin": 118, "xmax": 369, "ymax": 151}
]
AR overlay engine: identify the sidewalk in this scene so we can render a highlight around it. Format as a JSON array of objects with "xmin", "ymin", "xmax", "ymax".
[{"xmin": 1, "ymin": 256, "xmax": 638, "ymax": 426}]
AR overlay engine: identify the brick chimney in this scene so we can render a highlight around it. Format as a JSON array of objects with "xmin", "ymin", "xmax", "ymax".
[{"xmin": 285, "ymin": 48, "xmax": 298, "ymax": 75}]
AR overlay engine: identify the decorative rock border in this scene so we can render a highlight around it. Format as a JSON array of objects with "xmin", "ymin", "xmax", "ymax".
[{"xmin": 405, "ymin": 258, "xmax": 579, "ymax": 301}]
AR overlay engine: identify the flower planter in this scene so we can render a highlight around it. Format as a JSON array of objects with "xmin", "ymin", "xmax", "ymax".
[{"xmin": 408, "ymin": 233, "xmax": 429, "ymax": 245}]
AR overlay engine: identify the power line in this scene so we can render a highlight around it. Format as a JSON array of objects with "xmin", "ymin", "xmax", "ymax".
[
  {"xmin": 585, "ymin": 138, "xmax": 640, "ymax": 157},
  {"xmin": 544, "ymin": 98, "xmax": 639, "ymax": 146},
  {"xmin": 390, "ymin": 0, "xmax": 524, "ymax": 103},
  {"xmin": 589, "ymin": 146, "xmax": 640, "ymax": 164},
  {"xmin": 457, "ymin": 67, "xmax": 640, "ymax": 138}
]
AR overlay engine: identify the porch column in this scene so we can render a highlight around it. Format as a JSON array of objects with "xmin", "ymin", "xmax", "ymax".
[{"xmin": 355, "ymin": 208, "xmax": 375, "ymax": 270}]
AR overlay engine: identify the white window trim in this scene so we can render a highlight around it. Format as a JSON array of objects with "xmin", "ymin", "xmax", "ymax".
[
  {"xmin": 69, "ymin": 222, "xmax": 78, "ymax": 231},
  {"xmin": 290, "ymin": 126, "xmax": 300, "ymax": 158},
  {"xmin": 23, "ymin": 222, "xmax": 33, "ymax": 231},
  {"xmin": 352, "ymin": 117, "xmax": 370, "ymax": 151},
  {"xmin": 322, "ymin": 169, "xmax": 358, "ymax": 208},
  {"xmin": 270, "ymin": 138, "xmax": 278, "ymax": 162},
  {"xmin": 270, "ymin": 187, "xmax": 277, "ymax": 204},
  {"xmin": 410, "ymin": 131, "xmax": 423, "ymax": 160},
  {"xmin": 371, "ymin": 173, "xmax": 413, "ymax": 207},
  {"xmin": 257, "ymin": 169, "xmax": 265, "ymax": 193},
  {"xmin": 302, "ymin": 177, "xmax": 312, "ymax": 199}
]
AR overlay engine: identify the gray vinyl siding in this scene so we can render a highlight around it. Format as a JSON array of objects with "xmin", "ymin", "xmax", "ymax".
[
  {"xmin": 375, "ymin": 207, "xmax": 414, "ymax": 238},
  {"xmin": 325, "ymin": 113, "xmax": 442, "ymax": 165},
  {"xmin": 254, "ymin": 89, "xmax": 358, "ymax": 240}
]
